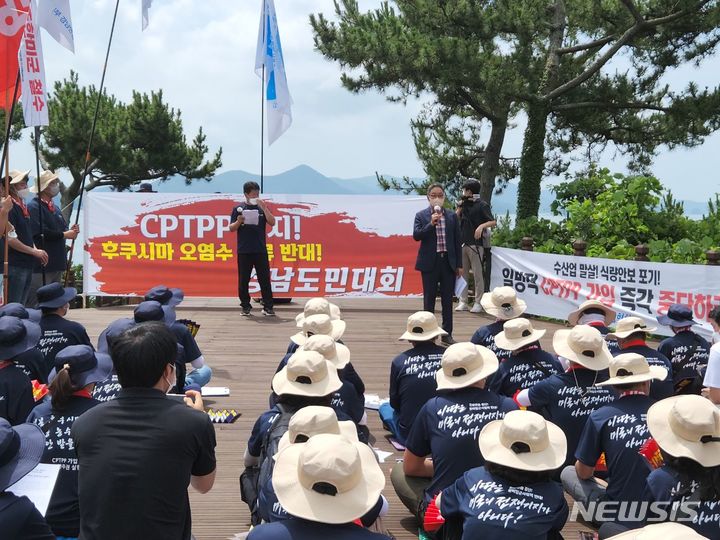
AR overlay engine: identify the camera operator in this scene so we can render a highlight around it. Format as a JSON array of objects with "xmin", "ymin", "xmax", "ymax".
[{"xmin": 455, "ymin": 180, "xmax": 496, "ymax": 313}]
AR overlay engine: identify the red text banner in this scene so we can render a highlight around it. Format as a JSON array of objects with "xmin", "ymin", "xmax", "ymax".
[{"xmin": 84, "ymin": 193, "xmax": 426, "ymax": 298}]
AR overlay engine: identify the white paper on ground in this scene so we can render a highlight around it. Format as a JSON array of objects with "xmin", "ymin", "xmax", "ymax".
[
  {"xmin": 364, "ymin": 394, "xmax": 389, "ymax": 410},
  {"xmin": 373, "ymin": 448, "xmax": 393, "ymax": 463},
  {"xmin": 8, "ymin": 463, "xmax": 61, "ymax": 516},
  {"xmin": 455, "ymin": 275, "xmax": 468, "ymax": 297},
  {"xmin": 201, "ymin": 387, "xmax": 230, "ymax": 397},
  {"xmin": 242, "ymin": 209, "xmax": 259, "ymax": 225}
]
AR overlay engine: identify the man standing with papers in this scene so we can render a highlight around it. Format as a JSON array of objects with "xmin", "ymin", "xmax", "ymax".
[
  {"xmin": 229, "ymin": 181, "xmax": 276, "ymax": 316},
  {"xmin": 413, "ymin": 184, "xmax": 462, "ymax": 345}
]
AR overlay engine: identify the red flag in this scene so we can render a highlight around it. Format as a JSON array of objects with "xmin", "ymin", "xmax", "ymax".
[{"xmin": 0, "ymin": 0, "xmax": 31, "ymax": 111}]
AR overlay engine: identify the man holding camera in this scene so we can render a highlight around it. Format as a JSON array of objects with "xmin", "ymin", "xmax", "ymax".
[{"xmin": 455, "ymin": 180, "xmax": 496, "ymax": 313}]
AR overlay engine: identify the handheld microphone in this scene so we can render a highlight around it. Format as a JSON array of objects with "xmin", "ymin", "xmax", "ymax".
[{"xmin": 433, "ymin": 205, "xmax": 441, "ymax": 214}]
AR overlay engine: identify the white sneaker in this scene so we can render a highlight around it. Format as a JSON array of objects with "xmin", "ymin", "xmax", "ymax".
[
  {"xmin": 455, "ymin": 302, "xmax": 470, "ymax": 312},
  {"xmin": 470, "ymin": 303, "xmax": 483, "ymax": 313}
]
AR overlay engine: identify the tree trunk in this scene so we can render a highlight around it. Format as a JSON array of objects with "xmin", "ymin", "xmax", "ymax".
[
  {"xmin": 479, "ymin": 119, "xmax": 507, "ymax": 204},
  {"xmin": 517, "ymin": 100, "xmax": 549, "ymax": 220},
  {"xmin": 61, "ymin": 171, "xmax": 83, "ymax": 223}
]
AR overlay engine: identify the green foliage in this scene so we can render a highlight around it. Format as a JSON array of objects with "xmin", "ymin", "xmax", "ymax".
[
  {"xmin": 0, "ymin": 106, "xmax": 23, "ymax": 148},
  {"xmin": 494, "ymin": 168, "xmax": 720, "ymax": 264},
  {"xmin": 40, "ymin": 71, "xmax": 222, "ymax": 217}
]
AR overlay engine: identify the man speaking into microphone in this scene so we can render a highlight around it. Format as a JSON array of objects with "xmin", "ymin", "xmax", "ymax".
[{"xmin": 413, "ymin": 184, "xmax": 462, "ymax": 345}]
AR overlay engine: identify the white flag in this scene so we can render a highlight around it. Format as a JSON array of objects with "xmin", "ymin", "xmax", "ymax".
[
  {"xmin": 19, "ymin": 0, "xmax": 49, "ymax": 126},
  {"xmin": 255, "ymin": 0, "xmax": 292, "ymax": 145},
  {"xmin": 142, "ymin": 0, "xmax": 153, "ymax": 30},
  {"xmin": 37, "ymin": 0, "xmax": 74, "ymax": 53}
]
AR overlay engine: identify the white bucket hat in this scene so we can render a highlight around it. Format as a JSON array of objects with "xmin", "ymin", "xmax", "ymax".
[
  {"xmin": 494, "ymin": 318, "xmax": 546, "ymax": 352},
  {"xmin": 290, "ymin": 314, "xmax": 346, "ymax": 346},
  {"xmin": 398, "ymin": 311, "xmax": 447, "ymax": 341},
  {"xmin": 300, "ymin": 334, "xmax": 351, "ymax": 370},
  {"xmin": 29, "ymin": 170, "xmax": 59, "ymax": 193},
  {"xmin": 8, "ymin": 169, "xmax": 30, "ymax": 185},
  {"xmin": 273, "ymin": 433, "xmax": 385, "ymax": 524},
  {"xmin": 295, "ymin": 298, "xmax": 342, "ymax": 328},
  {"xmin": 277, "ymin": 406, "xmax": 358, "ymax": 455},
  {"xmin": 552, "ymin": 325, "xmax": 612, "ymax": 371},
  {"xmin": 607, "ymin": 316, "xmax": 657, "ymax": 340},
  {"xmin": 568, "ymin": 300, "xmax": 616, "ymax": 327},
  {"xmin": 597, "ymin": 353, "xmax": 668, "ymax": 387},
  {"xmin": 647, "ymin": 394, "xmax": 720, "ymax": 467},
  {"xmin": 271, "ymin": 351, "xmax": 343, "ymax": 398},
  {"xmin": 479, "ymin": 410, "xmax": 566, "ymax": 472},
  {"xmin": 608, "ymin": 522, "xmax": 707, "ymax": 539},
  {"xmin": 436, "ymin": 342, "xmax": 499, "ymax": 391},
  {"xmin": 480, "ymin": 286, "xmax": 527, "ymax": 320}
]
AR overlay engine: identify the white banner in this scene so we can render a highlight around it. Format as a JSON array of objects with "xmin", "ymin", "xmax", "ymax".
[
  {"xmin": 490, "ymin": 247, "xmax": 720, "ymax": 339},
  {"xmin": 18, "ymin": 0, "xmax": 49, "ymax": 126},
  {"xmin": 38, "ymin": 0, "xmax": 74, "ymax": 53}
]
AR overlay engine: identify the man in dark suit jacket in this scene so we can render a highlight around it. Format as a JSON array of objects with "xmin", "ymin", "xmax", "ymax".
[{"xmin": 413, "ymin": 184, "xmax": 463, "ymax": 345}]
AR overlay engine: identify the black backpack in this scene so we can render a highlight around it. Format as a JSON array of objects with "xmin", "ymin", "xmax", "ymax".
[{"xmin": 239, "ymin": 403, "xmax": 295, "ymax": 525}]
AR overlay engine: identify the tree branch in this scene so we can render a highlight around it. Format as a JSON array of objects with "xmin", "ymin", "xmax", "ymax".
[
  {"xmin": 456, "ymin": 88, "xmax": 498, "ymax": 122},
  {"xmin": 557, "ymin": 35, "xmax": 615, "ymax": 55},
  {"xmin": 552, "ymin": 101, "xmax": 670, "ymax": 112},
  {"xmin": 620, "ymin": 0, "xmax": 644, "ymax": 24}
]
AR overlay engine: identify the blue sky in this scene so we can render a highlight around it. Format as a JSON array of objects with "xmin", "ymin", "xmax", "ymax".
[{"xmin": 11, "ymin": 0, "xmax": 720, "ymax": 201}]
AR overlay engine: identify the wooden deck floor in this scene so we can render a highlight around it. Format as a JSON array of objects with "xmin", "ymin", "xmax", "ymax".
[{"xmin": 71, "ymin": 298, "xmax": 596, "ymax": 540}]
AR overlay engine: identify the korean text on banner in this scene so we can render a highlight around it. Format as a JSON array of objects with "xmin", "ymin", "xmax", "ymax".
[
  {"xmin": 0, "ymin": 0, "xmax": 30, "ymax": 110},
  {"xmin": 18, "ymin": 0, "xmax": 49, "ymax": 126},
  {"xmin": 84, "ymin": 193, "xmax": 425, "ymax": 298},
  {"xmin": 490, "ymin": 247, "xmax": 720, "ymax": 339},
  {"xmin": 37, "ymin": 0, "xmax": 74, "ymax": 53}
]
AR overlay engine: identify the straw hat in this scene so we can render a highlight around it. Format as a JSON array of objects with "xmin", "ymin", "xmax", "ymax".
[
  {"xmin": 568, "ymin": 300, "xmax": 616, "ymax": 327},
  {"xmin": 552, "ymin": 325, "xmax": 612, "ymax": 371},
  {"xmin": 29, "ymin": 170, "xmax": 59, "ymax": 193},
  {"xmin": 277, "ymin": 406, "xmax": 358, "ymax": 454},
  {"xmin": 398, "ymin": 311, "xmax": 447, "ymax": 342},
  {"xmin": 608, "ymin": 522, "xmax": 707, "ymax": 539},
  {"xmin": 479, "ymin": 410, "xmax": 566, "ymax": 472},
  {"xmin": 597, "ymin": 353, "xmax": 668, "ymax": 387},
  {"xmin": 273, "ymin": 433, "xmax": 385, "ymax": 524},
  {"xmin": 607, "ymin": 317, "xmax": 657, "ymax": 340},
  {"xmin": 290, "ymin": 314, "xmax": 346, "ymax": 346},
  {"xmin": 300, "ymin": 334, "xmax": 350, "ymax": 370},
  {"xmin": 647, "ymin": 394, "xmax": 720, "ymax": 467},
  {"xmin": 271, "ymin": 351, "xmax": 343, "ymax": 398},
  {"xmin": 480, "ymin": 286, "xmax": 527, "ymax": 320},
  {"xmin": 8, "ymin": 169, "xmax": 30, "ymax": 185},
  {"xmin": 494, "ymin": 318, "xmax": 546, "ymax": 352},
  {"xmin": 295, "ymin": 298, "xmax": 342, "ymax": 328},
  {"xmin": 435, "ymin": 342, "xmax": 499, "ymax": 391}
]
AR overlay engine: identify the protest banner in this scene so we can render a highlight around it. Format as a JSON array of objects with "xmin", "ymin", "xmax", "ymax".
[
  {"xmin": 84, "ymin": 193, "xmax": 425, "ymax": 298},
  {"xmin": 491, "ymin": 247, "xmax": 720, "ymax": 338}
]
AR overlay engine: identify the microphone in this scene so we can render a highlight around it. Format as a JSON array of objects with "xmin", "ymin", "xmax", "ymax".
[{"xmin": 433, "ymin": 205, "xmax": 441, "ymax": 214}]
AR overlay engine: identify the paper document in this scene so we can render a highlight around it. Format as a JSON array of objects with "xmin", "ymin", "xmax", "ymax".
[
  {"xmin": 242, "ymin": 209, "xmax": 259, "ymax": 225},
  {"xmin": 455, "ymin": 275, "xmax": 468, "ymax": 297},
  {"xmin": 201, "ymin": 386, "xmax": 230, "ymax": 397},
  {"xmin": 364, "ymin": 394, "xmax": 389, "ymax": 410},
  {"xmin": 8, "ymin": 463, "xmax": 61, "ymax": 516}
]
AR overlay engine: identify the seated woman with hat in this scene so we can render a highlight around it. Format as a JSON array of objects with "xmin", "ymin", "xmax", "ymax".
[
  {"xmin": 27, "ymin": 345, "xmax": 113, "ymax": 539},
  {"xmin": 0, "ymin": 303, "xmax": 47, "ymax": 384},
  {"xmin": 0, "ymin": 417, "xmax": 54, "ymax": 539},
  {"xmin": 568, "ymin": 299, "xmax": 619, "ymax": 354},
  {"xmin": 437, "ymin": 410, "xmax": 568, "ymax": 540},
  {"xmin": 248, "ymin": 434, "xmax": 391, "ymax": 540},
  {"xmin": 490, "ymin": 318, "xmax": 563, "ymax": 400},
  {"xmin": 470, "ymin": 286, "xmax": 527, "ymax": 364},
  {"xmin": 0, "ymin": 317, "xmax": 38, "ymax": 426},
  {"xmin": 642, "ymin": 394, "xmax": 720, "ymax": 539}
]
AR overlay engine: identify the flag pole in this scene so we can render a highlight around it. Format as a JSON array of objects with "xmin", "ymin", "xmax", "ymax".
[
  {"xmin": 34, "ymin": 126, "xmax": 45, "ymax": 285},
  {"xmin": 2, "ymin": 72, "xmax": 21, "ymax": 304},
  {"xmin": 64, "ymin": 0, "xmax": 121, "ymax": 286},
  {"xmin": 260, "ymin": 64, "xmax": 265, "ymax": 194}
]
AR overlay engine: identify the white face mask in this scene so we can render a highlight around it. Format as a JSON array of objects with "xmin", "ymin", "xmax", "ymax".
[
  {"xmin": 46, "ymin": 184, "xmax": 60, "ymax": 197},
  {"xmin": 429, "ymin": 197, "xmax": 444, "ymax": 208},
  {"xmin": 164, "ymin": 365, "xmax": 177, "ymax": 394},
  {"xmin": 248, "ymin": 198, "xmax": 258, "ymax": 205},
  {"xmin": 15, "ymin": 188, "xmax": 29, "ymax": 199}
]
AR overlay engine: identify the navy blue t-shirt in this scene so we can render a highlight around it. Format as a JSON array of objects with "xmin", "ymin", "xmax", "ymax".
[
  {"xmin": 470, "ymin": 321, "xmax": 512, "ymax": 363},
  {"xmin": 7, "ymin": 202, "xmax": 36, "ymax": 268},
  {"xmin": 171, "ymin": 322, "xmax": 202, "ymax": 363},
  {"xmin": 38, "ymin": 314, "xmax": 92, "ymax": 371},
  {"xmin": 28, "ymin": 198, "xmax": 67, "ymax": 273},
  {"xmin": 644, "ymin": 466, "xmax": 720, "ymax": 538},
  {"xmin": 488, "ymin": 345, "xmax": 562, "ymax": 400},
  {"xmin": 247, "ymin": 518, "xmax": 392, "ymax": 540},
  {"xmin": 657, "ymin": 330, "xmax": 710, "ymax": 394},
  {"xmin": 614, "ymin": 344, "xmax": 673, "ymax": 400},
  {"xmin": 0, "ymin": 492, "xmax": 54, "ymax": 540},
  {"xmin": 13, "ymin": 348, "xmax": 49, "ymax": 384},
  {"xmin": 230, "ymin": 202, "xmax": 268, "ymax": 254},
  {"xmin": 587, "ymin": 323, "xmax": 620, "ymax": 355},
  {"xmin": 440, "ymin": 466, "xmax": 568, "ymax": 540},
  {"xmin": 389, "ymin": 342, "xmax": 444, "ymax": 440},
  {"xmin": 528, "ymin": 369, "xmax": 617, "ymax": 467},
  {"xmin": 28, "ymin": 395, "xmax": 100, "ymax": 536},
  {"xmin": 0, "ymin": 365, "xmax": 34, "ymax": 425},
  {"xmin": 404, "ymin": 387, "xmax": 517, "ymax": 503},
  {"xmin": 92, "ymin": 374, "xmax": 121, "ymax": 403},
  {"xmin": 575, "ymin": 394, "xmax": 655, "ymax": 503}
]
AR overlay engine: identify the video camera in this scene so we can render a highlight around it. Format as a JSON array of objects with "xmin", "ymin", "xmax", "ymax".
[{"xmin": 459, "ymin": 193, "xmax": 482, "ymax": 208}]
